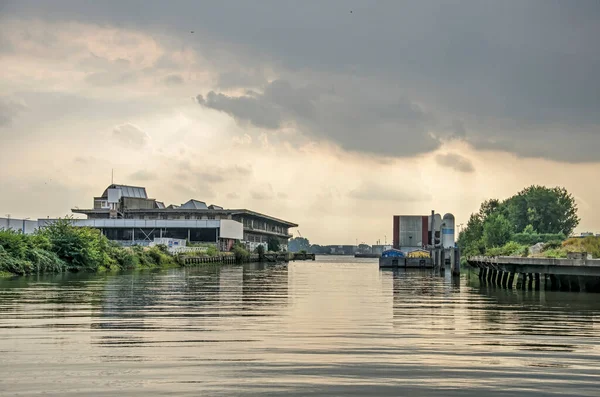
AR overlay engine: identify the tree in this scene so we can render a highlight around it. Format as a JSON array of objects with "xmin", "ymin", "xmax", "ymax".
[
  {"xmin": 483, "ymin": 214, "xmax": 513, "ymax": 248},
  {"xmin": 457, "ymin": 213, "xmax": 485, "ymax": 257},
  {"xmin": 255, "ymin": 244, "xmax": 265, "ymax": 260},
  {"xmin": 288, "ymin": 237, "xmax": 310, "ymax": 252},
  {"xmin": 267, "ymin": 237, "xmax": 280, "ymax": 252},
  {"xmin": 478, "ymin": 199, "xmax": 501, "ymax": 219},
  {"xmin": 504, "ymin": 186, "xmax": 579, "ymax": 235}
]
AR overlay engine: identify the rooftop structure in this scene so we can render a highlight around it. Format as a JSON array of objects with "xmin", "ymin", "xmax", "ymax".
[{"xmin": 72, "ymin": 184, "xmax": 297, "ymax": 251}]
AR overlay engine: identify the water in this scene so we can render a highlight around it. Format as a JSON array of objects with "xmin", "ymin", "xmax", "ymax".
[{"xmin": 1, "ymin": 256, "xmax": 600, "ymax": 396}]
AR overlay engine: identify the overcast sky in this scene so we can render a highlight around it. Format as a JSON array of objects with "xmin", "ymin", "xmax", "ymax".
[{"xmin": 1, "ymin": 1, "xmax": 599, "ymax": 244}]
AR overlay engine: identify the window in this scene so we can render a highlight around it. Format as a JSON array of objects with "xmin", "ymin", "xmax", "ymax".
[{"xmin": 185, "ymin": 215, "xmax": 191, "ymax": 220}]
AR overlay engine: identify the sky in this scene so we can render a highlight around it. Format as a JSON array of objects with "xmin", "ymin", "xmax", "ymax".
[{"xmin": 1, "ymin": 1, "xmax": 599, "ymax": 245}]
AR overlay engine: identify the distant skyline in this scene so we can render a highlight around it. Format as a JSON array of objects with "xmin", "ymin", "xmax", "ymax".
[{"xmin": 1, "ymin": 1, "xmax": 599, "ymax": 244}]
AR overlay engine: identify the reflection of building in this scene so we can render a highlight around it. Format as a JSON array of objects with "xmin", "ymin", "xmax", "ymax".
[
  {"xmin": 42, "ymin": 184, "xmax": 297, "ymax": 250},
  {"xmin": 392, "ymin": 212, "xmax": 455, "ymax": 251}
]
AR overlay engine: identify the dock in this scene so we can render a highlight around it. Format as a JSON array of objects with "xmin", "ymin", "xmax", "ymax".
[{"xmin": 468, "ymin": 255, "xmax": 600, "ymax": 292}]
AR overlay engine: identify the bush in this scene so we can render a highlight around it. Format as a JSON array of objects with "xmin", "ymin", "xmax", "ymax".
[
  {"xmin": 232, "ymin": 242, "xmax": 250, "ymax": 263},
  {"xmin": 0, "ymin": 219, "xmax": 178, "ymax": 276},
  {"xmin": 561, "ymin": 236, "xmax": 600, "ymax": 258},
  {"xmin": 512, "ymin": 233, "xmax": 566, "ymax": 246},
  {"xmin": 267, "ymin": 237, "xmax": 280, "ymax": 252},
  {"xmin": 542, "ymin": 240, "xmax": 563, "ymax": 252},
  {"xmin": 206, "ymin": 245, "xmax": 218, "ymax": 257},
  {"xmin": 0, "ymin": 246, "xmax": 33, "ymax": 275},
  {"xmin": 543, "ymin": 248, "xmax": 567, "ymax": 259},
  {"xmin": 485, "ymin": 241, "xmax": 529, "ymax": 257}
]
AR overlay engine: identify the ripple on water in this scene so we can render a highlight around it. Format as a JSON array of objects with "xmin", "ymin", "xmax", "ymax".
[{"xmin": 1, "ymin": 259, "xmax": 600, "ymax": 396}]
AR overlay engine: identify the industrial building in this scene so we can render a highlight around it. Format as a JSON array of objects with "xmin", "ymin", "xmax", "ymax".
[
  {"xmin": 392, "ymin": 212, "xmax": 455, "ymax": 251},
  {"xmin": 37, "ymin": 184, "xmax": 297, "ymax": 251}
]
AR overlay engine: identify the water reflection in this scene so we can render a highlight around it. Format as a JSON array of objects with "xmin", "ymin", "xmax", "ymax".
[{"xmin": 1, "ymin": 259, "xmax": 599, "ymax": 396}]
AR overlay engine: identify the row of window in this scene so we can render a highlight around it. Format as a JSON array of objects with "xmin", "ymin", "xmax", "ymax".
[
  {"xmin": 129, "ymin": 214, "xmax": 221, "ymax": 220},
  {"xmin": 238, "ymin": 218, "xmax": 288, "ymax": 235}
]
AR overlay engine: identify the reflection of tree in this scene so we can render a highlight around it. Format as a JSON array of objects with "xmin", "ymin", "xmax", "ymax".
[
  {"xmin": 0, "ymin": 272, "xmax": 109, "ymax": 310},
  {"xmin": 88, "ymin": 264, "xmax": 289, "ymax": 346},
  {"xmin": 468, "ymin": 281, "xmax": 597, "ymax": 343}
]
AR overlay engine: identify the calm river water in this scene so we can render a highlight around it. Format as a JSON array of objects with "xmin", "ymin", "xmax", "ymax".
[{"xmin": 1, "ymin": 256, "xmax": 600, "ymax": 396}]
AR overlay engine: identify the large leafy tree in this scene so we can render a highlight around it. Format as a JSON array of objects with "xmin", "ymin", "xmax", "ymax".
[
  {"xmin": 504, "ymin": 186, "xmax": 579, "ymax": 235},
  {"xmin": 288, "ymin": 237, "xmax": 310, "ymax": 252},
  {"xmin": 482, "ymin": 214, "xmax": 513, "ymax": 248},
  {"xmin": 458, "ymin": 185, "xmax": 579, "ymax": 255}
]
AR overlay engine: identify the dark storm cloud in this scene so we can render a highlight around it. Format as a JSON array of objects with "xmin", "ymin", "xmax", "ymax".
[
  {"xmin": 4, "ymin": 1, "xmax": 600, "ymax": 162},
  {"xmin": 197, "ymin": 79, "xmax": 440, "ymax": 156},
  {"xmin": 435, "ymin": 153, "xmax": 475, "ymax": 173}
]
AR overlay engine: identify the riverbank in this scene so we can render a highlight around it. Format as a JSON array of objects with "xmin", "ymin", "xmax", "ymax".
[{"xmin": 0, "ymin": 220, "xmax": 304, "ymax": 278}]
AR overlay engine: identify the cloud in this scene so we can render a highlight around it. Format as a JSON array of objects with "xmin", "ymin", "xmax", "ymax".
[
  {"xmin": 250, "ymin": 184, "xmax": 275, "ymax": 200},
  {"xmin": 175, "ymin": 164, "xmax": 252, "ymax": 184},
  {"xmin": 198, "ymin": 79, "xmax": 440, "ymax": 157},
  {"xmin": 251, "ymin": 191, "xmax": 273, "ymax": 200},
  {"xmin": 197, "ymin": 91, "xmax": 284, "ymax": 129},
  {"xmin": 112, "ymin": 123, "xmax": 149, "ymax": 147},
  {"xmin": 0, "ymin": 98, "xmax": 27, "ymax": 126},
  {"xmin": 163, "ymin": 74, "xmax": 184, "ymax": 86},
  {"xmin": 196, "ymin": 172, "xmax": 224, "ymax": 183},
  {"xmin": 129, "ymin": 169, "xmax": 157, "ymax": 181},
  {"xmin": 226, "ymin": 192, "xmax": 240, "ymax": 199},
  {"xmin": 217, "ymin": 70, "xmax": 267, "ymax": 89},
  {"xmin": 4, "ymin": 3, "xmax": 600, "ymax": 162},
  {"xmin": 348, "ymin": 181, "xmax": 431, "ymax": 202},
  {"xmin": 85, "ymin": 71, "xmax": 137, "ymax": 86},
  {"xmin": 435, "ymin": 153, "xmax": 475, "ymax": 173}
]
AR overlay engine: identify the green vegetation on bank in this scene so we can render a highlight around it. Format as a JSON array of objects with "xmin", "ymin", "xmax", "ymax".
[
  {"xmin": 458, "ymin": 185, "xmax": 581, "ymax": 261},
  {"xmin": 0, "ymin": 218, "xmax": 176, "ymax": 276}
]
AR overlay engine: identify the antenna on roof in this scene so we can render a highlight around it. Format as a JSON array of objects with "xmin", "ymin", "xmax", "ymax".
[{"xmin": 111, "ymin": 169, "xmax": 114, "ymax": 184}]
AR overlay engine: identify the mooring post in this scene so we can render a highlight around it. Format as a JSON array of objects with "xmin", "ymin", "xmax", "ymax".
[
  {"xmin": 502, "ymin": 271, "xmax": 509, "ymax": 288},
  {"xmin": 507, "ymin": 272, "xmax": 515, "ymax": 289}
]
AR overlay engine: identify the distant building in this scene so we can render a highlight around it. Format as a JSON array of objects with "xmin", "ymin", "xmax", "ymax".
[
  {"xmin": 0, "ymin": 217, "xmax": 38, "ymax": 234},
  {"xmin": 392, "ymin": 212, "xmax": 455, "ymax": 251},
  {"xmin": 41, "ymin": 184, "xmax": 297, "ymax": 251}
]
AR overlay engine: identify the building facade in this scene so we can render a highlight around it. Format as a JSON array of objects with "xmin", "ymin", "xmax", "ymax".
[
  {"xmin": 392, "ymin": 212, "xmax": 455, "ymax": 251},
  {"xmin": 68, "ymin": 184, "xmax": 297, "ymax": 251}
]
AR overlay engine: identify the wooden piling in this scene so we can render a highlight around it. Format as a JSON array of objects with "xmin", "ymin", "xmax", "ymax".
[
  {"xmin": 501, "ymin": 271, "xmax": 509, "ymax": 288},
  {"xmin": 507, "ymin": 272, "xmax": 515, "ymax": 289}
]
